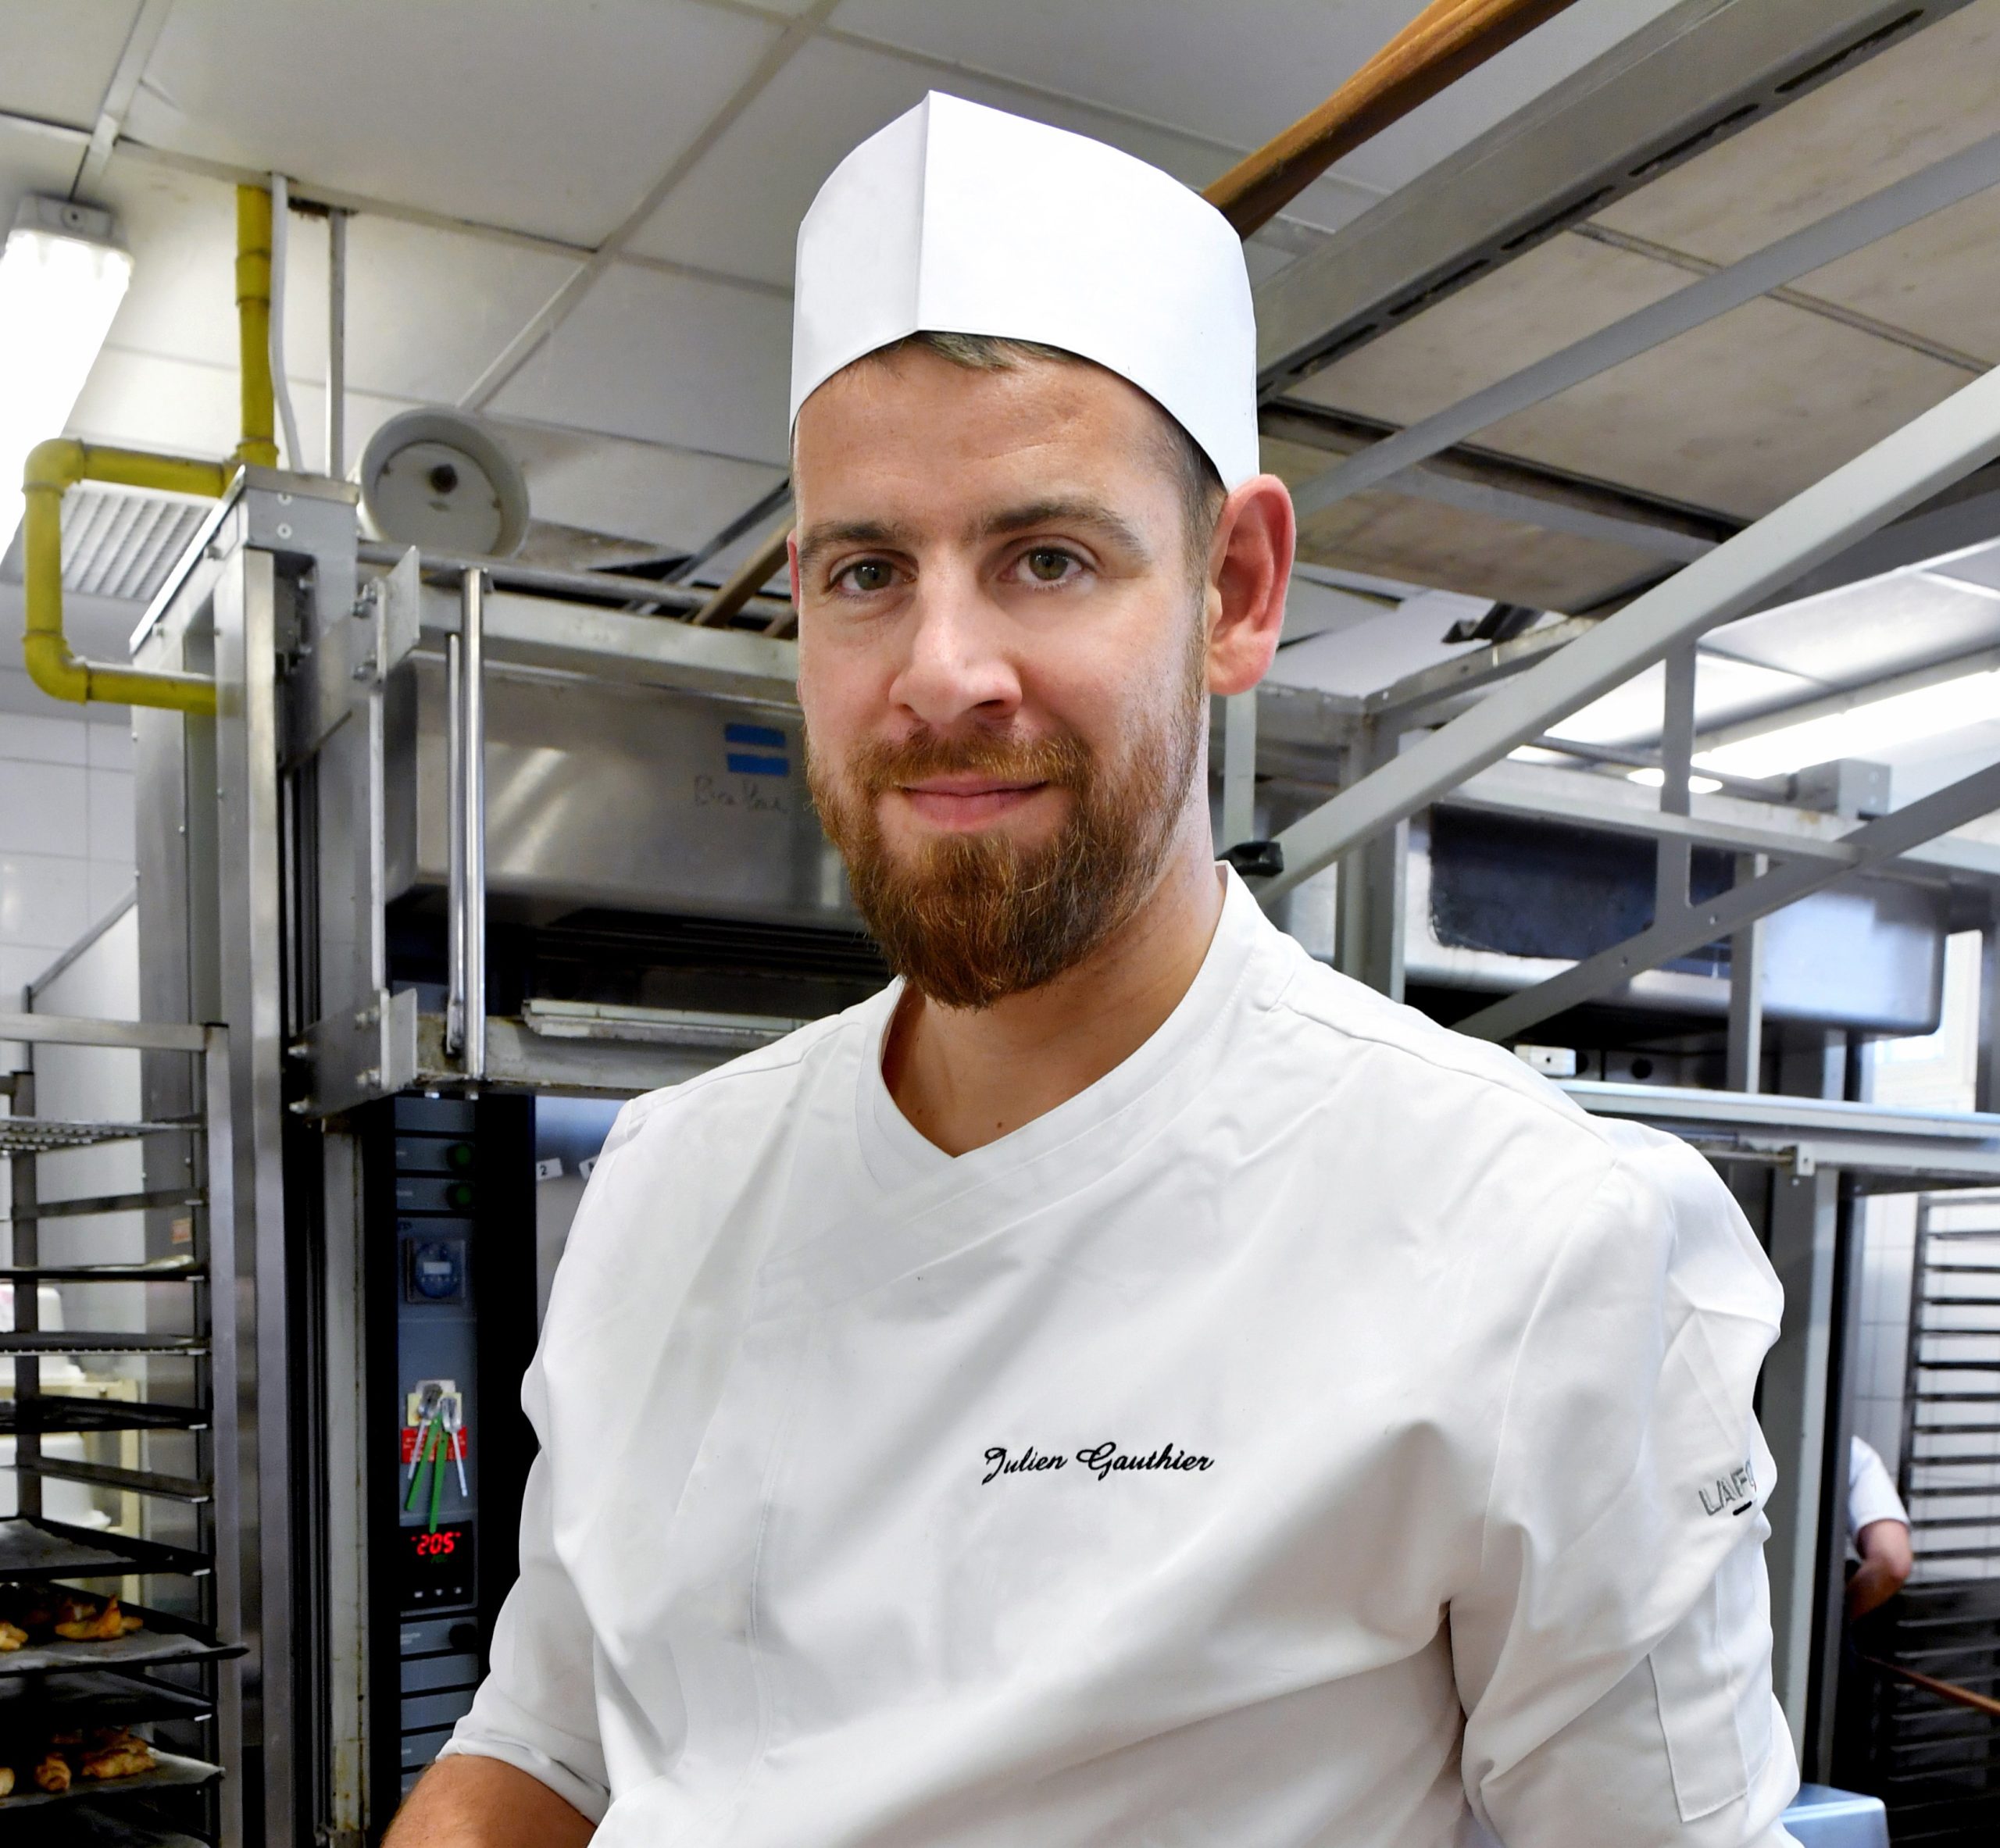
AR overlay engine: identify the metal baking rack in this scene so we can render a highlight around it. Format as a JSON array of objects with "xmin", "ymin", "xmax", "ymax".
[{"xmin": 0, "ymin": 1014, "xmax": 241, "ymax": 1846}]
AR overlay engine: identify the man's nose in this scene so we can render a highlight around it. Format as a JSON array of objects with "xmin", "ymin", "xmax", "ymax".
[{"xmin": 891, "ymin": 565, "xmax": 1022, "ymax": 730}]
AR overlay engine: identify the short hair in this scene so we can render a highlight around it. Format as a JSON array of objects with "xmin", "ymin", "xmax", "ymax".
[{"xmin": 852, "ymin": 330, "xmax": 1227, "ymax": 579}]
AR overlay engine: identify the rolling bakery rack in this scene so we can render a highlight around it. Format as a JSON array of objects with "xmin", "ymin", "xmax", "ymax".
[{"xmin": 0, "ymin": 1012, "xmax": 243, "ymax": 1846}]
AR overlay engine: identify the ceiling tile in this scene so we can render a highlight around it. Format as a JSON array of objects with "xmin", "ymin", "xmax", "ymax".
[
  {"xmin": 1597, "ymin": 0, "xmax": 2000, "ymax": 265},
  {"xmin": 1791, "ymin": 186, "xmax": 2000, "ymax": 368},
  {"xmin": 1466, "ymin": 297, "xmax": 1970, "ymax": 519},
  {"xmin": 494, "ymin": 419, "xmax": 783, "ymax": 557},
  {"xmin": 88, "ymin": 161, "xmax": 585, "ymax": 442},
  {"xmin": 826, "ymin": 0, "xmax": 1420, "ymax": 161},
  {"xmin": 485, "ymin": 261, "xmax": 792, "ymax": 466},
  {"xmin": 827, "ymin": 0, "xmax": 1690, "ymax": 203},
  {"xmin": 123, "ymin": 0, "xmax": 780, "ymax": 245},
  {"xmin": 0, "ymin": 1, "xmax": 141, "ymax": 128},
  {"xmin": 623, "ymin": 32, "xmax": 1259, "ymax": 286},
  {"xmin": 0, "ymin": 116, "xmax": 91, "ymax": 233},
  {"xmin": 1289, "ymin": 231, "xmax": 1687, "ymax": 430},
  {"xmin": 1264, "ymin": 434, "xmax": 1657, "ymax": 612}
]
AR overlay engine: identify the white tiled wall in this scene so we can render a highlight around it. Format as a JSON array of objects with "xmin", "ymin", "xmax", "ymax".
[{"xmin": 0, "ymin": 670, "xmax": 138, "ymax": 1007}]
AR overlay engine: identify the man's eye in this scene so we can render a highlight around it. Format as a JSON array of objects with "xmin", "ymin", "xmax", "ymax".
[
  {"xmin": 838, "ymin": 559, "xmax": 895, "ymax": 593},
  {"xmin": 1020, "ymin": 548, "xmax": 1077, "ymax": 583}
]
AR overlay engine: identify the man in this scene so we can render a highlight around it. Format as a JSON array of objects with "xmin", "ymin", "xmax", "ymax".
[
  {"xmin": 391, "ymin": 95, "xmax": 1798, "ymax": 1846},
  {"xmin": 1847, "ymin": 1436, "xmax": 1914, "ymax": 1620}
]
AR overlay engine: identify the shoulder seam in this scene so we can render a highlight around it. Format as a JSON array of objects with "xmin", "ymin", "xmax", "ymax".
[
  {"xmin": 1271, "ymin": 986, "xmax": 1606, "ymax": 1148},
  {"xmin": 620, "ymin": 1011, "xmax": 852, "ymax": 1126}
]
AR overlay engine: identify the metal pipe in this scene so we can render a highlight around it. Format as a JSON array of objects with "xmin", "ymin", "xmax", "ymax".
[
  {"xmin": 267, "ymin": 174, "xmax": 304, "ymax": 471},
  {"xmin": 22, "ymin": 438, "xmax": 227, "ymax": 712},
  {"xmin": 692, "ymin": 520, "xmax": 792, "ymax": 628},
  {"xmin": 325, "ymin": 207, "xmax": 347, "ymax": 480},
  {"xmin": 445, "ymin": 633, "xmax": 465, "ymax": 1057},
  {"xmin": 461, "ymin": 570, "xmax": 487, "ymax": 1081},
  {"xmin": 234, "ymin": 184, "xmax": 277, "ymax": 468},
  {"xmin": 1257, "ymin": 357, "xmax": 2000, "ymax": 904}
]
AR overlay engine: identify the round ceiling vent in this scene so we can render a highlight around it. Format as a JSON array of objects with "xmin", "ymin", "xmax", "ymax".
[{"xmin": 357, "ymin": 408, "xmax": 530, "ymax": 557}]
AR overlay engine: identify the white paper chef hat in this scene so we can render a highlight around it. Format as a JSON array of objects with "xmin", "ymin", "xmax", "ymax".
[{"xmin": 790, "ymin": 92, "xmax": 1260, "ymax": 489}]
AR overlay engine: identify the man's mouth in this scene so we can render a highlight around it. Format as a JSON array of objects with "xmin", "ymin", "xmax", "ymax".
[{"xmin": 895, "ymin": 776, "xmax": 1052, "ymax": 829}]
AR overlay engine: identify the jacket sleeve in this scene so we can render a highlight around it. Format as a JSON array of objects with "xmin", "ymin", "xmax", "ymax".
[
  {"xmin": 1449, "ymin": 1129, "xmax": 1802, "ymax": 1846},
  {"xmin": 438, "ymin": 1436, "xmax": 612, "ymax": 1822}
]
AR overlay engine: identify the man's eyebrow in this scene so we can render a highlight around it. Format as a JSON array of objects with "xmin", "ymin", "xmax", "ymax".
[
  {"xmin": 795, "ymin": 519, "xmax": 909, "ymax": 573},
  {"xmin": 975, "ymin": 498, "xmax": 1152, "ymax": 559}
]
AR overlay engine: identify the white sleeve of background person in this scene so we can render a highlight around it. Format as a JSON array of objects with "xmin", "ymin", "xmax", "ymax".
[
  {"xmin": 1848, "ymin": 1435, "xmax": 1911, "ymax": 1536},
  {"xmin": 1450, "ymin": 1128, "xmax": 1802, "ymax": 1846}
]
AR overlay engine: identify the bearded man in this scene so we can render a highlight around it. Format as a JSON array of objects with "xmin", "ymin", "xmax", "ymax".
[{"xmin": 393, "ymin": 95, "xmax": 1800, "ymax": 1848}]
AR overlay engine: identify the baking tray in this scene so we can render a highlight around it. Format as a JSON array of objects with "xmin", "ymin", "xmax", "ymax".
[
  {"xmin": 0, "ymin": 1601, "xmax": 242, "ymax": 1678},
  {"xmin": 0, "ymin": 1667, "xmax": 211, "ymax": 1732},
  {"xmin": 0, "ymin": 1518, "xmax": 209, "ymax": 1582},
  {"xmin": 0, "ymin": 1521, "xmax": 145, "ymax": 1583},
  {"xmin": 0, "ymin": 1399, "xmax": 206, "ymax": 1436},
  {"xmin": 0, "ymin": 1748, "xmax": 219, "ymax": 1811}
]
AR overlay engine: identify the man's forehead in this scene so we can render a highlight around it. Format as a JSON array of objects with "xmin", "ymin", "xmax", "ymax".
[{"xmin": 794, "ymin": 357, "xmax": 1180, "ymax": 519}]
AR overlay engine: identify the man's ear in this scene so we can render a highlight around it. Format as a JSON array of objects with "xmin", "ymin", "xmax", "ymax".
[{"xmin": 1205, "ymin": 475, "xmax": 1295, "ymax": 697}]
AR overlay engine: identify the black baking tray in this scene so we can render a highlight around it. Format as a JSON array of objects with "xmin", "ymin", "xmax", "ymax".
[
  {"xmin": 0, "ymin": 1399, "xmax": 206, "ymax": 1436},
  {"xmin": 0, "ymin": 1518, "xmax": 209, "ymax": 1582},
  {"xmin": 0, "ymin": 1667, "xmax": 211, "ymax": 1732},
  {"xmin": 0, "ymin": 1748, "xmax": 219, "ymax": 1811},
  {"xmin": 0, "ymin": 1521, "xmax": 145, "ymax": 1582},
  {"xmin": 0, "ymin": 1600, "xmax": 242, "ymax": 1678}
]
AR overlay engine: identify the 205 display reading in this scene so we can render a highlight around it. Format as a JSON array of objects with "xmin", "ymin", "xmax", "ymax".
[{"xmin": 400, "ymin": 1520, "xmax": 476, "ymax": 1611}]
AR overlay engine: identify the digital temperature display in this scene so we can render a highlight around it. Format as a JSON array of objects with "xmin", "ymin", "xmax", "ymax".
[{"xmin": 400, "ymin": 1521, "xmax": 475, "ymax": 1612}]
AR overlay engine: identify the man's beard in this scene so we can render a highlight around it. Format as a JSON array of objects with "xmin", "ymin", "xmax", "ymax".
[{"xmin": 808, "ymin": 646, "xmax": 1206, "ymax": 1011}]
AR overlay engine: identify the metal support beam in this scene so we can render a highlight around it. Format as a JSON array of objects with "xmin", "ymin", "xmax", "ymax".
[
  {"xmin": 1727, "ymin": 853, "xmax": 1767, "ymax": 1093},
  {"xmin": 325, "ymin": 206, "xmax": 347, "ymax": 480},
  {"xmin": 1263, "ymin": 400, "xmax": 1738, "ymax": 562},
  {"xmin": 1334, "ymin": 724, "xmax": 1407, "ymax": 998},
  {"xmin": 1459, "ymin": 758, "xmax": 2000, "ymax": 1042},
  {"xmin": 1288, "ymin": 126, "xmax": 2000, "ymax": 521},
  {"xmin": 1256, "ymin": 357, "xmax": 2000, "ymax": 904},
  {"xmin": 1762, "ymin": 1161, "xmax": 1841, "ymax": 1754},
  {"xmin": 1221, "ymin": 691, "xmax": 1258, "ymax": 850},
  {"xmin": 1655, "ymin": 643, "xmax": 1696, "ymax": 919},
  {"xmin": 1980, "ymin": 907, "xmax": 2000, "ymax": 1116}
]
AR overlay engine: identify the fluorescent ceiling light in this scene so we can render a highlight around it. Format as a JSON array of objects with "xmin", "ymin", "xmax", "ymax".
[
  {"xmin": 1695, "ymin": 669, "xmax": 2000, "ymax": 780},
  {"xmin": 1627, "ymin": 766, "xmax": 1723, "ymax": 794},
  {"xmin": 0, "ymin": 198, "xmax": 133, "ymax": 552}
]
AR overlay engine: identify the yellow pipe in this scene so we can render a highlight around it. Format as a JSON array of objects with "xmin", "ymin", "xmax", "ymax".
[
  {"xmin": 23, "ymin": 439, "xmax": 230, "ymax": 715},
  {"xmin": 235, "ymin": 184, "xmax": 277, "ymax": 469}
]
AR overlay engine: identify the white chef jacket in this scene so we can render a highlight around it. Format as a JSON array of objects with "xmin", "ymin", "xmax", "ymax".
[
  {"xmin": 445, "ymin": 869, "xmax": 1801, "ymax": 1846},
  {"xmin": 1848, "ymin": 1437, "xmax": 1909, "ymax": 1539}
]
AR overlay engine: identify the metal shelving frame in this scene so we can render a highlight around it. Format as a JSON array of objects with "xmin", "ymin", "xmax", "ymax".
[{"xmin": 0, "ymin": 1011, "xmax": 241, "ymax": 1846}]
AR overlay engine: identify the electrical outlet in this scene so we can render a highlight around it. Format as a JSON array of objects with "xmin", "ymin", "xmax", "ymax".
[{"xmin": 405, "ymin": 1379, "xmax": 459, "ymax": 1425}]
